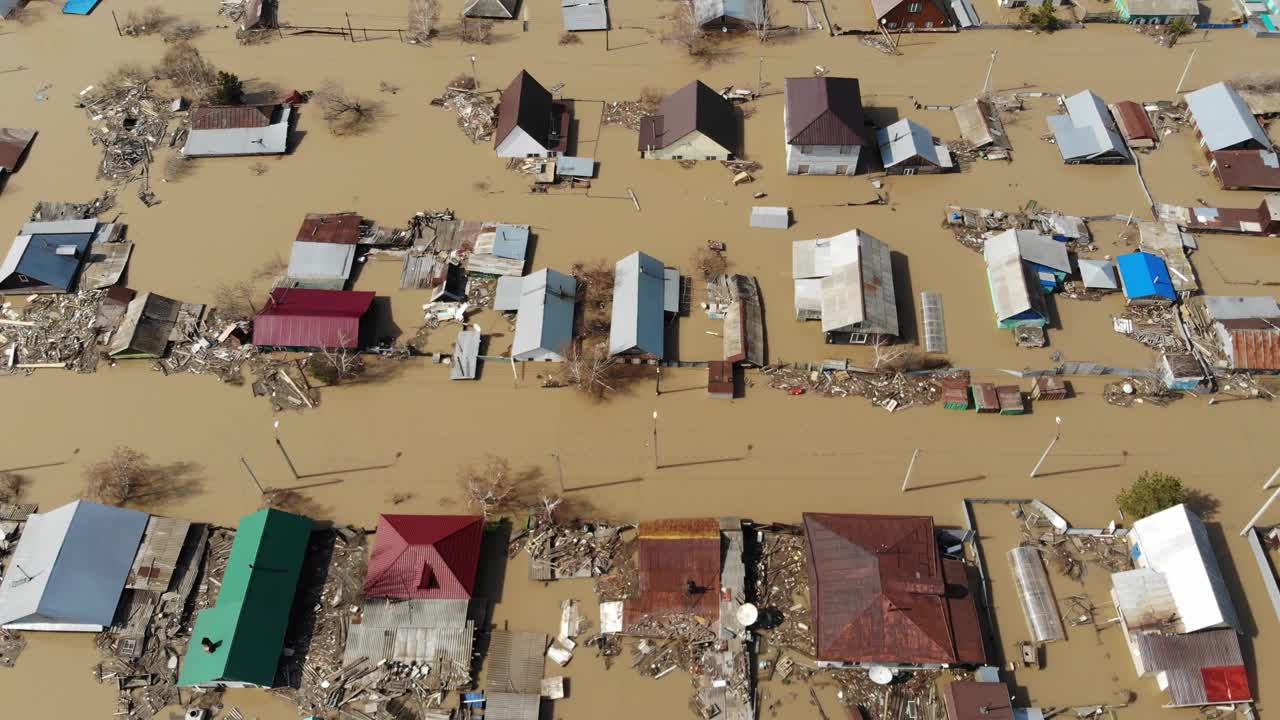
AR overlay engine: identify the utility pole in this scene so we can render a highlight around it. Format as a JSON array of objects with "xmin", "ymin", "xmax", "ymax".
[
  {"xmin": 1264, "ymin": 463, "xmax": 1280, "ymax": 490},
  {"xmin": 1029, "ymin": 417, "xmax": 1063, "ymax": 478},
  {"xmin": 468, "ymin": 54, "xmax": 478, "ymax": 82},
  {"xmin": 901, "ymin": 449, "xmax": 920, "ymax": 493},
  {"xmin": 1174, "ymin": 48, "xmax": 1197, "ymax": 95},
  {"xmin": 651, "ymin": 411, "xmax": 660, "ymax": 470},
  {"xmin": 757, "ymin": 56, "xmax": 764, "ymax": 95},
  {"xmin": 655, "ymin": 365, "xmax": 661, "ymax": 396},
  {"xmin": 982, "ymin": 49, "xmax": 998, "ymax": 97}
]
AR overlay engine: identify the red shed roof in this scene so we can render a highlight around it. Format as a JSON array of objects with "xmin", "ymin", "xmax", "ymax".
[
  {"xmin": 296, "ymin": 212, "xmax": 363, "ymax": 245},
  {"xmin": 363, "ymin": 514, "xmax": 484, "ymax": 600},
  {"xmin": 1112, "ymin": 101, "xmax": 1158, "ymax": 144},
  {"xmin": 252, "ymin": 288, "xmax": 374, "ymax": 349},
  {"xmin": 190, "ymin": 105, "xmax": 277, "ymax": 130},
  {"xmin": 625, "ymin": 518, "xmax": 721, "ymax": 629},
  {"xmin": 944, "ymin": 681, "xmax": 1014, "ymax": 720},
  {"xmin": 803, "ymin": 513, "xmax": 986, "ymax": 665}
]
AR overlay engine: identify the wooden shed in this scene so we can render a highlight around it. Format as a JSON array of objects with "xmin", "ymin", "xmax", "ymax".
[
  {"xmin": 707, "ymin": 361, "xmax": 734, "ymax": 399},
  {"xmin": 996, "ymin": 385, "xmax": 1024, "ymax": 415},
  {"xmin": 943, "ymin": 377, "xmax": 971, "ymax": 410},
  {"xmin": 1031, "ymin": 376, "xmax": 1069, "ymax": 401}
]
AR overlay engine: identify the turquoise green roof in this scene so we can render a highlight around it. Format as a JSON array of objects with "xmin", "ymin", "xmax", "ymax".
[{"xmin": 178, "ymin": 508, "xmax": 312, "ymax": 687}]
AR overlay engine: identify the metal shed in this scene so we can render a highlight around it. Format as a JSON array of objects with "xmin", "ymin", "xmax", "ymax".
[
  {"xmin": 953, "ymin": 99, "xmax": 1008, "ymax": 150},
  {"xmin": 996, "ymin": 385, "xmax": 1024, "ymax": 414},
  {"xmin": 562, "ymin": 0, "xmax": 608, "ymax": 30},
  {"xmin": 877, "ymin": 118, "xmax": 954, "ymax": 172},
  {"xmin": 972, "ymin": 383, "xmax": 1000, "ymax": 413},
  {"xmin": 750, "ymin": 206, "xmax": 791, "ymax": 229},
  {"xmin": 1078, "ymin": 258, "xmax": 1118, "ymax": 290},
  {"xmin": 1007, "ymin": 546, "xmax": 1065, "ymax": 643},
  {"xmin": 285, "ymin": 241, "xmax": 356, "ymax": 290},
  {"xmin": 485, "ymin": 631, "xmax": 547, "ymax": 693},
  {"xmin": 451, "ymin": 327, "xmax": 481, "ymax": 380},
  {"xmin": 609, "ymin": 251, "xmax": 666, "ymax": 358},
  {"xmin": 485, "ymin": 692, "xmax": 542, "ymax": 720},
  {"xmin": 555, "ymin": 156, "xmax": 595, "ymax": 177}
]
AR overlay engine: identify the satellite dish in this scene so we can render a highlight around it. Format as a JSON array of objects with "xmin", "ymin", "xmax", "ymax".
[
  {"xmin": 868, "ymin": 666, "xmax": 895, "ymax": 685},
  {"xmin": 736, "ymin": 603, "xmax": 759, "ymax": 627}
]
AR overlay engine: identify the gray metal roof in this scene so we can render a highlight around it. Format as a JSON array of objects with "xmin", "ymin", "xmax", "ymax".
[
  {"xmin": 692, "ymin": 0, "xmax": 764, "ymax": 25},
  {"xmin": 0, "ymin": 0, "xmax": 22, "ymax": 18},
  {"xmin": 20, "ymin": 219, "xmax": 98, "ymax": 236},
  {"xmin": 108, "ymin": 291, "xmax": 182, "ymax": 357},
  {"xmin": 609, "ymin": 251, "xmax": 665, "ymax": 357},
  {"xmin": 792, "ymin": 229, "xmax": 868, "ymax": 279},
  {"xmin": 555, "ymin": 156, "xmax": 595, "ymax": 177},
  {"xmin": 182, "ymin": 106, "xmax": 291, "ymax": 157},
  {"xmin": 286, "ymin": 241, "xmax": 355, "ymax": 286},
  {"xmin": 1123, "ymin": 0, "xmax": 1197, "ymax": 14},
  {"xmin": 451, "ymin": 328, "xmax": 481, "ymax": 380},
  {"xmin": 1047, "ymin": 91, "xmax": 1129, "ymax": 162},
  {"xmin": 663, "ymin": 267, "xmax": 680, "ymax": 314},
  {"xmin": 0, "ymin": 500, "xmax": 148, "ymax": 630},
  {"xmin": 1078, "ymin": 259, "xmax": 1118, "ymax": 289},
  {"xmin": 1203, "ymin": 295, "xmax": 1280, "ymax": 321},
  {"xmin": 818, "ymin": 233, "xmax": 898, "ymax": 335},
  {"xmin": 344, "ymin": 598, "xmax": 473, "ymax": 666},
  {"xmin": 953, "ymin": 98, "xmax": 1006, "ymax": 150},
  {"xmin": 986, "ymin": 229, "xmax": 1071, "ymax": 273},
  {"xmin": 512, "ymin": 269, "xmax": 577, "ymax": 361},
  {"xmin": 464, "ymin": 0, "xmax": 518, "ymax": 18},
  {"xmin": 1184, "ymin": 82, "xmax": 1270, "ymax": 153},
  {"xmin": 750, "ymin": 206, "xmax": 790, "ymax": 229},
  {"xmin": 494, "ymin": 275, "xmax": 523, "ymax": 312},
  {"xmin": 983, "ymin": 233, "xmax": 1034, "ymax": 322},
  {"xmin": 876, "ymin": 118, "xmax": 953, "ymax": 169},
  {"xmin": 485, "ymin": 692, "xmax": 541, "ymax": 720},
  {"xmin": 562, "ymin": 0, "xmax": 608, "ymax": 30},
  {"xmin": 491, "ymin": 224, "xmax": 530, "ymax": 261}
]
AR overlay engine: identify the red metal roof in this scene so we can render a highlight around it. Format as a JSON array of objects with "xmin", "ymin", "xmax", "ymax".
[
  {"xmin": 296, "ymin": 213, "xmax": 363, "ymax": 245},
  {"xmin": 190, "ymin": 105, "xmax": 277, "ymax": 130},
  {"xmin": 1112, "ymin": 101, "xmax": 1158, "ymax": 144},
  {"xmin": 1223, "ymin": 320, "xmax": 1280, "ymax": 370},
  {"xmin": 363, "ymin": 514, "xmax": 484, "ymax": 600},
  {"xmin": 1202, "ymin": 665, "xmax": 1251, "ymax": 703},
  {"xmin": 944, "ymin": 681, "xmax": 1014, "ymax": 720},
  {"xmin": 803, "ymin": 513, "xmax": 985, "ymax": 665},
  {"xmin": 251, "ymin": 288, "xmax": 374, "ymax": 349},
  {"xmin": 1213, "ymin": 149, "xmax": 1280, "ymax": 191},
  {"xmin": 625, "ymin": 518, "xmax": 721, "ymax": 628}
]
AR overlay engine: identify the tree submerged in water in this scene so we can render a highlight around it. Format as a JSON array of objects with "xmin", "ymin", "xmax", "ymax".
[
  {"xmin": 1020, "ymin": 3, "xmax": 1063, "ymax": 32},
  {"xmin": 1115, "ymin": 471, "xmax": 1187, "ymax": 520}
]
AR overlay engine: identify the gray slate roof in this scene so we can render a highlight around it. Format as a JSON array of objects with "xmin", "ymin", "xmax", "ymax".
[
  {"xmin": 1047, "ymin": 91, "xmax": 1129, "ymax": 162},
  {"xmin": 609, "ymin": 251, "xmax": 666, "ymax": 357},
  {"xmin": 286, "ymin": 240, "xmax": 355, "ymax": 289},
  {"xmin": 0, "ymin": 500, "xmax": 148, "ymax": 630},
  {"xmin": 1184, "ymin": 82, "xmax": 1271, "ymax": 153}
]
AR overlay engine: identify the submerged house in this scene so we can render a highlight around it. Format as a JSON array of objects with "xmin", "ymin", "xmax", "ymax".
[
  {"xmin": 182, "ymin": 105, "xmax": 291, "ymax": 157},
  {"xmin": 792, "ymin": 230, "xmax": 900, "ymax": 345},
  {"xmin": 1202, "ymin": 295, "xmax": 1280, "ymax": 373},
  {"xmin": 639, "ymin": 81, "xmax": 737, "ymax": 161},
  {"xmin": 953, "ymin": 98, "xmax": 1009, "ymax": 152},
  {"xmin": 1211, "ymin": 148, "xmax": 1280, "ymax": 191},
  {"xmin": 0, "ymin": 500, "xmax": 148, "ymax": 632},
  {"xmin": 609, "ymin": 251, "xmax": 667, "ymax": 359},
  {"xmin": 1047, "ymin": 91, "xmax": 1129, "ymax": 164},
  {"xmin": 1115, "ymin": 0, "xmax": 1198, "ymax": 23},
  {"xmin": 0, "ymin": 219, "xmax": 96, "ymax": 294},
  {"xmin": 562, "ymin": 0, "xmax": 608, "ymax": 31},
  {"xmin": 1116, "ymin": 251, "xmax": 1177, "ymax": 305},
  {"xmin": 1110, "ymin": 505, "xmax": 1250, "ymax": 707},
  {"xmin": 1184, "ymin": 82, "xmax": 1271, "ymax": 156},
  {"xmin": 783, "ymin": 76, "xmax": 868, "ymax": 176},
  {"xmin": 108, "ymin": 291, "xmax": 205, "ymax": 359},
  {"xmin": 179, "ymin": 509, "xmax": 312, "ymax": 688},
  {"xmin": 1110, "ymin": 101, "xmax": 1159, "ymax": 149},
  {"xmin": 803, "ymin": 513, "xmax": 987, "ymax": 668},
  {"xmin": 986, "ymin": 229, "xmax": 1071, "ymax": 291},
  {"xmin": 983, "ymin": 232, "xmax": 1050, "ymax": 330},
  {"xmin": 872, "ymin": 0, "xmax": 953, "ymax": 29},
  {"xmin": 494, "ymin": 71, "xmax": 570, "ymax": 159},
  {"xmin": 251, "ymin": 288, "xmax": 375, "ymax": 350},
  {"xmin": 284, "ymin": 240, "xmax": 356, "ymax": 290},
  {"xmin": 623, "ymin": 518, "xmax": 721, "ymax": 631},
  {"xmin": 692, "ymin": 0, "xmax": 766, "ymax": 28},
  {"xmin": 877, "ymin": 118, "xmax": 954, "ymax": 174},
  {"xmin": 511, "ymin": 269, "xmax": 577, "ymax": 361}
]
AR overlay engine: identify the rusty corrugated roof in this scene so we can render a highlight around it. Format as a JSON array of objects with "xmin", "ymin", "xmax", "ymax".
[
  {"xmin": 1112, "ymin": 101, "xmax": 1158, "ymax": 143},
  {"xmin": 296, "ymin": 213, "xmax": 363, "ymax": 245},
  {"xmin": 1213, "ymin": 149, "xmax": 1280, "ymax": 191},
  {"xmin": 190, "ymin": 105, "xmax": 276, "ymax": 130},
  {"xmin": 625, "ymin": 518, "xmax": 720, "ymax": 628},
  {"xmin": 0, "ymin": 128, "xmax": 37, "ymax": 172},
  {"xmin": 944, "ymin": 681, "xmax": 1014, "ymax": 720},
  {"xmin": 784, "ymin": 77, "xmax": 866, "ymax": 147},
  {"xmin": 1223, "ymin": 320, "xmax": 1280, "ymax": 370}
]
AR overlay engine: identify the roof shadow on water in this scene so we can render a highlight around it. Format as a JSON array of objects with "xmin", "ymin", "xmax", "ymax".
[
  {"xmin": 278, "ymin": 529, "xmax": 336, "ymax": 689},
  {"xmin": 1203, "ymin": 522, "xmax": 1260, "ymax": 697},
  {"xmin": 891, "ymin": 250, "xmax": 917, "ymax": 345}
]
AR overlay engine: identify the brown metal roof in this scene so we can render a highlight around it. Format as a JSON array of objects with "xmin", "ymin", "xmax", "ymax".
[
  {"xmin": 638, "ymin": 81, "xmax": 737, "ymax": 153},
  {"xmin": 708, "ymin": 360, "xmax": 734, "ymax": 396},
  {"xmin": 943, "ymin": 559, "xmax": 988, "ymax": 665},
  {"xmin": 803, "ymin": 513, "xmax": 983, "ymax": 665},
  {"xmin": 495, "ymin": 71, "xmax": 552, "ymax": 147},
  {"xmin": 1112, "ymin": 101, "xmax": 1158, "ymax": 144},
  {"xmin": 944, "ymin": 681, "xmax": 1014, "ymax": 720},
  {"xmin": 296, "ymin": 213, "xmax": 363, "ymax": 245},
  {"xmin": 784, "ymin": 77, "xmax": 867, "ymax": 147},
  {"xmin": 0, "ymin": 128, "xmax": 37, "ymax": 172},
  {"xmin": 189, "ymin": 105, "xmax": 277, "ymax": 130},
  {"xmin": 1213, "ymin": 149, "xmax": 1280, "ymax": 191},
  {"xmin": 973, "ymin": 383, "xmax": 999, "ymax": 412},
  {"xmin": 625, "ymin": 518, "xmax": 720, "ymax": 628},
  {"xmin": 1134, "ymin": 629, "xmax": 1250, "ymax": 706},
  {"xmin": 1221, "ymin": 320, "xmax": 1280, "ymax": 370}
]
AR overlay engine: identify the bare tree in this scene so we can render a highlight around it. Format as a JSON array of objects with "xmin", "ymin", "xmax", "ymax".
[
  {"xmin": 316, "ymin": 81, "xmax": 385, "ymax": 136},
  {"xmin": 261, "ymin": 488, "xmax": 325, "ymax": 517},
  {"xmin": 454, "ymin": 15, "xmax": 495, "ymax": 44},
  {"xmin": 309, "ymin": 336, "xmax": 365, "ymax": 386},
  {"xmin": 155, "ymin": 42, "xmax": 218, "ymax": 100},
  {"xmin": 556, "ymin": 344, "xmax": 631, "ymax": 400},
  {"xmin": 407, "ymin": 0, "xmax": 441, "ymax": 43},
  {"xmin": 750, "ymin": 0, "xmax": 774, "ymax": 42},
  {"xmin": 458, "ymin": 455, "xmax": 533, "ymax": 518},
  {"xmin": 83, "ymin": 447, "xmax": 202, "ymax": 508},
  {"xmin": 559, "ymin": 31, "xmax": 583, "ymax": 45},
  {"xmin": 213, "ymin": 280, "xmax": 257, "ymax": 320},
  {"xmin": 0, "ymin": 473, "xmax": 25, "ymax": 504},
  {"xmin": 662, "ymin": 1, "xmax": 720, "ymax": 64},
  {"xmin": 121, "ymin": 5, "xmax": 172, "ymax": 36}
]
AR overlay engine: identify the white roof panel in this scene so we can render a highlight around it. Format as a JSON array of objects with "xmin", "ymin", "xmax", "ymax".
[{"xmin": 1131, "ymin": 504, "xmax": 1240, "ymax": 633}]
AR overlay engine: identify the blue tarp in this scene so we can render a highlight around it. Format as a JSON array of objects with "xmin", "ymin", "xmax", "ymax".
[
  {"xmin": 62, "ymin": 0, "xmax": 102, "ymax": 14},
  {"xmin": 1117, "ymin": 251, "xmax": 1176, "ymax": 301}
]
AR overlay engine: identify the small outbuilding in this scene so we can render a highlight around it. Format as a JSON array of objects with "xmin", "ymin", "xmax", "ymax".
[
  {"xmin": 985, "ymin": 229, "xmax": 1071, "ymax": 291},
  {"xmin": 451, "ymin": 327, "xmax": 481, "ymax": 380},
  {"xmin": 1078, "ymin": 258, "xmax": 1119, "ymax": 290},
  {"xmin": 495, "ymin": 71, "xmax": 569, "ymax": 159},
  {"xmin": 639, "ymin": 81, "xmax": 737, "ymax": 161},
  {"xmin": 108, "ymin": 291, "xmax": 205, "ymax": 359},
  {"xmin": 251, "ymin": 288, "xmax": 375, "ymax": 350},
  {"xmin": 983, "ymin": 233, "xmax": 1049, "ymax": 330},
  {"xmin": 511, "ymin": 269, "xmax": 577, "ymax": 361},
  {"xmin": 1116, "ymin": 251, "xmax": 1177, "ymax": 305},
  {"xmin": 464, "ymin": 0, "xmax": 519, "ymax": 18},
  {"xmin": 872, "ymin": 0, "xmax": 953, "ymax": 29},
  {"xmin": 692, "ymin": 0, "xmax": 766, "ymax": 28},
  {"xmin": 877, "ymin": 119, "xmax": 954, "ymax": 174},
  {"xmin": 953, "ymin": 98, "xmax": 1009, "ymax": 151},
  {"xmin": 750, "ymin": 206, "xmax": 791, "ymax": 229},
  {"xmin": 1047, "ymin": 91, "xmax": 1129, "ymax": 164},
  {"xmin": 562, "ymin": 0, "xmax": 608, "ymax": 30},
  {"xmin": 182, "ymin": 105, "xmax": 291, "ymax": 157},
  {"xmin": 1110, "ymin": 101, "xmax": 1159, "ymax": 149},
  {"xmin": 295, "ymin": 212, "xmax": 364, "ymax": 245},
  {"xmin": 609, "ymin": 251, "xmax": 666, "ymax": 358}
]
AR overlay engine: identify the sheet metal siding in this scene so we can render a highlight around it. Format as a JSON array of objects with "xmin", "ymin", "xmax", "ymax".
[
  {"xmin": 451, "ymin": 329, "xmax": 481, "ymax": 379},
  {"xmin": 485, "ymin": 630, "xmax": 547, "ymax": 693},
  {"xmin": 1007, "ymin": 546, "xmax": 1065, "ymax": 643},
  {"xmin": 287, "ymin": 241, "xmax": 355, "ymax": 281},
  {"xmin": 127, "ymin": 517, "xmax": 192, "ymax": 592},
  {"xmin": 1184, "ymin": 82, "xmax": 1271, "ymax": 152},
  {"xmin": 609, "ymin": 251, "xmax": 666, "ymax": 357},
  {"xmin": 485, "ymin": 692, "xmax": 542, "ymax": 720}
]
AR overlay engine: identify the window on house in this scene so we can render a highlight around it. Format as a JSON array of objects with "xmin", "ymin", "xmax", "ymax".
[
  {"xmin": 908, "ymin": 2, "xmax": 922, "ymax": 11},
  {"xmin": 887, "ymin": 20, "xmax": 898, "ymax": 27},
  {"xmin": 905, "ymin": 20, "xmax": 916, "ymax": 28},
  {"xmin": 801, "ymin": 145, "xmax": 813, "ymax": 154},
  {"xmin": 673, "ymin": 155, "xmax": 683, "ymax": 160},
  {"xmin": 419, "ymin": 564, "xmax": 438, "ymax": 590},
  {"xmin": 706, "ymin": 156, "xmax": 717, "ymax": 160},
  {"xmin": 925, "ymin": 20, "xmax": 934, "ymax": 27},
  {"xmin": 797, "ymin": 164, "xmax": 811, "ymax": 174},
  {"xmin": 838, "ymin": 145, "xmax": 852, "ymax": 155}
]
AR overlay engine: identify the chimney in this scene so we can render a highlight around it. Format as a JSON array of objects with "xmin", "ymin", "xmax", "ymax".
[{"xmin": 55, "ymin": 244, "xmax": 80, "ymax": 259}]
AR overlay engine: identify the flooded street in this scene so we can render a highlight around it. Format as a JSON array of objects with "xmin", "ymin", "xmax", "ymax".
[{"xmin": 2, "ymin": 1, "xmax": 1280, "ymax": 718}]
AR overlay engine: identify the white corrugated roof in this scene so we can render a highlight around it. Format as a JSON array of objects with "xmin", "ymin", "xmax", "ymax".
[
  {"xmin": 1130, "ymin": 504, "xmax": 1240, "ymax": 634},
  {"xmin": 1112, "ymin": 566, "xmax": 1180, "ymax": 632},
  {"xmin": 1203, "ymin": 295, "xmax": 1280, "ymax": 321},
  {"xmin": 984, "ymin": 233, "xmax": 1033, "ymax": 322}
]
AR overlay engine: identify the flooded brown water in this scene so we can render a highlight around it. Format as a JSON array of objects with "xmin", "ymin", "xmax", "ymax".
[{"xmin": 3, "ymin": 2, "xmax": 1280, "ymax": 718}]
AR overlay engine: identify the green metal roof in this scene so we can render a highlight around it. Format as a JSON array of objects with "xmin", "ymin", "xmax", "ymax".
[{"xmin": 178, "ymin": 508, "xmax": 312, "ymax": 687}]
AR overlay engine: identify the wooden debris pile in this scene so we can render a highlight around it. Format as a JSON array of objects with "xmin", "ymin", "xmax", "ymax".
[
  {"xmin": 0, "ymin": 629, "xmax": 26, "ymax": 668},
  {"xmin": 1103, "ymin": 376, "xmax": 1182, "ymax": 408},
  {"xmin": 829, "ymin": 668, "xmax": 941, "ymax": 720},
  {"xmin": 436, "ymin": 85, "xmax": 496, "ymax": 143},
  {"xmin": 762, "ymin": 365, "xmax": 944, "ymax": 409},
  {"xmin": 628, "ymin": 615, "xmax": 722, "ymax": 678},
  {"xmin": 753, "ymin": 530, "xmax": 814, "ymax": 657},
  {"xmin": 603, "ymin": 94, "xmax": 660, "ymax": 130},
  {"xmin": 1112, "ymin": 305, "xmax": 1186, "ymax": 352},
  {"xmin": 2, "ymin": 291, "xmax": 107, "ymax": 374},
  {"xmin": 512, "ymin": 500, "xmax": 632, "ymax": 581},
  {"xmin": 944, "ymin": 204, "xmax": 1094, "ymax": 254},
  {"xmin": 1022, "ymin": 531, "xmax": 1131, "ymax": 582},
  {"xmin": 79, "ymin": 73, "xmax": 173, "ymax": 202},
  {"xmin": 1213, "ymin": 373, "xmax": 1273, "ymax": 401}
]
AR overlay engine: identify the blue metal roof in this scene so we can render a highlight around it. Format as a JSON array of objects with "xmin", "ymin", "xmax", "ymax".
[
  {"xmin": 62, "ymin": 0, "xmax": 102, "ymax": 14},
  {"xmin": 493, "ymin": 224, "xmax": 530, "ymax": 260},
  {"xmin": 1117, "ymin": 251, "xmax": 1176, "ymax": 301},
  {"xmin": 4, "ymin": 232, "xmax": 93, "ymax": 291},
  {"xmin": 609, "ymin": 251, "xmax": 666, "ymax": 358}
]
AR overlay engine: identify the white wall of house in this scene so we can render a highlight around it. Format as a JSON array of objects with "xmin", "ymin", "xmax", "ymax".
[
  {"xmin": 642, "ymin": 131, "xmax": 731, "ymax": 161},
  {"xmin": 513, "ymin": 346, "xmax": 565, "ymax": 362},
  {"xmin": 786, "ymin": 143, "xmax": 860, "ymax": 175},
  {"xmin": 496, "ymin": 127, "xmax": 549, "ymax": 159}
]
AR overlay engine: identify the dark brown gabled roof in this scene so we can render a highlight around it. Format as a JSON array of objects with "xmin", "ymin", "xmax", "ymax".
[
  {"xmin": 189, "ymin": 105, "xmax": 277, "ymax": 130},
  {"xmin": 785, "ymin": 77, "xmax": 867, "ymax": 147},
  {"xmin": 495, "ymin": 71, "xmax": 553, "ymax": 148},
  {"xmin": 638, "ymin": 80, "xmax": 737, "ymax": 153},
  {"xmin": 944, "ymin": 681, "xmax": 1015, "ymax": 720},
  {"xmin": 1213, "ymin": 149, "xmax": 1280, "ymax": 191}
]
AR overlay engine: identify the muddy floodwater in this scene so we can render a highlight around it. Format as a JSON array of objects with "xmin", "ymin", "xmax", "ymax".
[{"xmin": 2, "ymin": 1, "xmax": 1280, "ymax": 718}]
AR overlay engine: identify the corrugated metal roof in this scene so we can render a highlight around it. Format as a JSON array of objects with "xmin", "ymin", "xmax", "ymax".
[
  {"xmin": 1123, "ymin": 0, "xmax": 1197, "ymax": 12},
  {"xmin": 803, "ymin": 513, "xmax": 986, "ymax": 665},
  {"xmin": 1204, "ymin": 295, "xmax": 1280, "ymax": 321},
  {"xmin": 984, "ymin": 238, "xmax": 1035, "ymax": 324},
  {"xmin": 108, "ymin": 291, "xmax": 182, "ymax": 358},
  {"xmin": 19, "ymin": 219, "xmax": 98, "ymax": 236},
  {"xmin": 1117, "ymin": 251, "xmax": 1177, "ymax": 301},
  {"xmin": 1078, "ymin": 259, "xmax": 1119, "ymax": 289},
  {"xmin": 818, "ymin": 236, "xmax": 898, "ymax": 335},
  {"xmin": 626, "ymin": 518, "xmax": 720, "ymax": 627},
  {"xmin": 494, "ymin": 275, "xmax": 523, "ymax": 312},
  {"xmin": 512, "ymin": 269, "xmax": 577, "ymax": 361},
  {"xmin": 0, "ymin": 128, "xmax": 36, "ymax": 171},
  {"xmin": 562, "ymin": 0, "xmax": 608, "ymax": 30},
  {"xmin": 295, "ymin": 213, "xmax": 362, "ymax": 245},
  {"xmin": 987, "ymin": 229, "xmax": 1068, "ymax": 273},
  {"xmin": 609, "ymin": 251, "xmax": 666, "ymax": 358},
  {"xmin": 365, "ymin": 515, "xmax": 483, "ymax": 600},
  {"xmin": 1134, "ymin": 629, "xmax": 1249, "ymax": 706},
  {"xmin": 0, "ymin": 230, "xmax": 93, "ymax": 294},
  {"xmin": 485, "ymin": 630, "xmax": 547, "ymax": 693},
  {"xmin": 663, "ymin": 267, "xmax": 680, "ymax": 314},
  {"xmin": 692, "ymin": 0, "xmax": 764, "ymax": 24},
  {"xmin": 182, "ymin": 106, "xmax": 291, "ymax": 157},
  {"xmin": 1213, "ymin": 149, "xmax": 1280, "ymax": 190},
  {"xmin": 1131, "ymin": 505, "xmax": 1239, "ymax": 633},
  {"xmin": 463, "ymin": 0, "xmax": 517, "ymax": 18},
  {"xmin": 1184, "ymin": 82, "xmax": 1270, "ymax": 153},
  {"xmin": 877, "ymin": 119, "xmax": 953, "ymax": 169},
  {"xmin": 945, "ymin": 681, "xmax": 1014, "ymax": 720},
  {"xmin": 1111, "ymin": 101, "xmax": 1158, "ymax": 145},
  {"xmin": 1222, "ymin": 321, "xmax": 1280, "ymax": 370},
  {"xmin": 344, "ymin": 598, "xmax": 473, "ymax": 665},
  {"xmin": 723, "ymin": 274, "xmax": 764, "ymax": 366},
  {"xmin": 486, "ymin": 224, "xmax": 530, "ymax": 261},
  {"xmin": 750, "ymin": 206, "xmax": 790, "ymax": 229},
  {"xmin": 190, "ymin": 105, "xmax": 274, "ymax": 130},
  {"xmin": 452, "ymin": 328, "xmax": 481, "ymax": 379},
  {"xmin": 639, "ymin": 81, "xmax": 737, "ymax": 154},
  {"xmin": 126, "ymin": 516, "xmax": 192, "ymax": 592},
  {"xmin": 1047, "ymin": 91, "xmax": 1129, "ymax": 162},
  {"xmin": 179, "ymin": 509, "xmax": 313, "ymax": 687},
  {"xmin": 286, "ymin": 241, "xmax": 355, "ymax": 284},
  {"xmin": 485, "ymin": 692, "xmax": 541, "ymax": 720},
  {"xmin": 252, "ymin": 288, "xmax": 374, "ymax": 349},
  {"xmin": 496, "ymin": 72, "xmax": 552, "ymax": 148},
  {"xmin": 784, "ymin": 77, "xmax": 867, "ymax": 147},
  {"xmin": 0, "ymin": 500, "xmax": 148, "ymax": 630},
  {"xmin": 953, "ymin": 99, "xmax": 1005, "ymax": 150}
]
